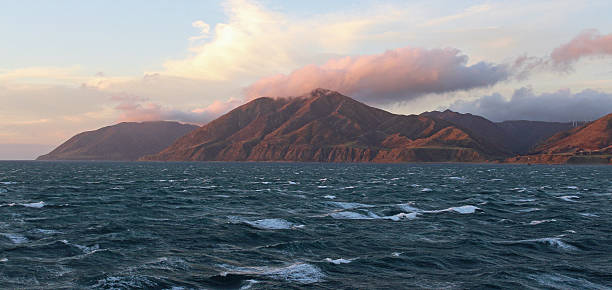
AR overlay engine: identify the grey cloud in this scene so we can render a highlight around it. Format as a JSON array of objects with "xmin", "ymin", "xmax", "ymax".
[{"xmin": 449, "ymin": 87, "xmax": 612, "ymax": 122}]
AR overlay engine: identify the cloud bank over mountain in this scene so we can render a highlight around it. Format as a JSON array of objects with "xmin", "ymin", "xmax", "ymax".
[
  {"xmin": 449, "ymin": 87, "xmax": 612, "ymax": 122},
  {"xmin": 245, "ymin": 47, "xmax": 509, "ymax": 105}
]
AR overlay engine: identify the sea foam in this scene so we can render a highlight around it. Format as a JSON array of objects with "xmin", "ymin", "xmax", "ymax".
[{"xmin": 219, "ymin": 263, "xmax": 324, "ymax": 284}]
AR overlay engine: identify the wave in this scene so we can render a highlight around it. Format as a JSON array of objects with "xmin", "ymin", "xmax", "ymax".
[
  {"xmin": 22, "ymin": 201, "xmax": 45, "ymax": 208},
  {"xmin": 61, "ymin": 240, "xmax": 102, "ymax": 254},
  {"xmin": 423, "ymin": 205, "xmax": 479, "ymax": 214},
  {"xmin": 530, "ymin": 273, "xmax": 610, "ymax": 290},
  {"xmin": 558, "ymin": 195, "xmax": 580, "ymax": 202},
  {"xmin": 324, "ymin": 258, "xmax": 353, "ymax": 264},
  {"xmin": 329, "ymin": 211, "xmax": 374, "ymax": 220},
  {"xmin": 230, "ymin": 217, "xmax": 304, "ymax": 230},
  {"xmin": 528, "ymin": 219, "xmax": 557, "ymax": 225},
  {"xmin": 500, "ymin": 237, "xmax": 577, "ymax": 251},
  {"xmin": 215, "ymin": 262, "xmax": 324, "ymax": 284},
  {"xmin": 2, "ymin": 233, "xmax": 28, "ymax": 244},
  {"xmin": 328, "ymin": 202, "xmax": 374, "ymax": 209},
  {"xmin": 330, "ymin": 211, "xmax": 416, "ymax": 221}
]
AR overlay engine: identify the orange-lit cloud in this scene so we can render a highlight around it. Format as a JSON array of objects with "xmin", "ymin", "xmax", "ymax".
[
  {"xmin": 113, "ymin": 95, "xmax": 242, "ymax": 124},
  {"xmin": 551, "ymin": 29, "xmax": 612, "ymax": 69},
  {"xmin": 245, "ymin": 47, "xmax": 509, "ymax": 105}
]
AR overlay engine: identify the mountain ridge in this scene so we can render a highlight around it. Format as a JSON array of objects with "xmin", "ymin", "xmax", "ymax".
[
  {"xmin": 142, "ymin": 89, "xmax": 508, "ymax": 162},
  {"xmin": 37, "ymin": 121, "xmax": 199, "ymax": 161}
]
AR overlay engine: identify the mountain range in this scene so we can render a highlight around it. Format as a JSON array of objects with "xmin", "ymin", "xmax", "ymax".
[{"xmin": 37, "ymin": 89, "xmax": 612, "ymax": 164}]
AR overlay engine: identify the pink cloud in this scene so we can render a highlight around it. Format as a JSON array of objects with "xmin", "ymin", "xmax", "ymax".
[
  {"xmin": 551, "ymin": 29, "xmax": 612, "ymax": 69},
  {"xmin": 112, "ymin": 95, "xmax": 242, "ymax": 124},
  {"xmin": 245, "ymin": 46, "xmax": 509, "ymax": 105}
]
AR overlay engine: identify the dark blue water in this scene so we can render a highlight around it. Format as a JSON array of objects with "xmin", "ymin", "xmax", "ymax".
[{"xmin": 1, "ymin": 161, "xmax": 611, "ymax": 289}]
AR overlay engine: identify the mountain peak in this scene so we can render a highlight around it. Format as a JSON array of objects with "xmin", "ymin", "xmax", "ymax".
[{"xmin": 143, "ymin": 91, "xmax": 509, "ymax": 162}]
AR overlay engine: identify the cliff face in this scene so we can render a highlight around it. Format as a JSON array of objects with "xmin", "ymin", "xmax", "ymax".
[
  {"xmin": 37, "ymin": 121, "xmax": 199, "ymax": 161},
  {"xmin": 143, "ymin": 89, "xmax": 508, "ymax": 162},
  {"xmin": 506, "ymin": 113, "xmax": 612, "ymax": 164}
]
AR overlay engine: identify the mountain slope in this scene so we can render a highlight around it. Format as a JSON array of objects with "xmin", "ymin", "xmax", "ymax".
[
  {"xmin": 496, "ymin": 120, "xmax": 573, "ymax": 153},
  {"xmin": 37, "ymin": 121, "xmax": 199, "ymax": 161},
  {"xmin": 532, "ymin": 113, "xmax": 612, "ymax": 154},
  {"xmin": 421, "ymin": 110, "xmax": 574, "ymax": 154},
  {"xmin": 421, "ymin": 110, "xmax": 511, "ymax": 153},
  {"xmin": 506, "ymin": 113, "xmax": 612, "ymax": 164},
  {"xmin": 143, "ymin": 89, "xmax": 508, "ymax": 162}
]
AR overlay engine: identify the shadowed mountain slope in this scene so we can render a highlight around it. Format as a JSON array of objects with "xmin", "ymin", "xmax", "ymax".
[
  {"xmin": 37, "ymin": 121, "xmax": 199, "ymax": 161},
  {"xmin": 421, "ymin": 110, "xmax": 574, "ymax": 154}
]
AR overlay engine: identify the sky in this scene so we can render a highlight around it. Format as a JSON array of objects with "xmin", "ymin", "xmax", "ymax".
[{"xmin": 1, "ymin": 0, "xmax": 612, "ymax": 159}]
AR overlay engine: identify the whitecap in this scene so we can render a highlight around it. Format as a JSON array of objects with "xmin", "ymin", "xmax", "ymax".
[
  {"xmin": 529, "ymin": 219, "xmax": 556, "ymax": 225},
  {"xmin": 558, "ymin": 195, "xmax": 580, "ymax": 202},
  {"xmin": 489, "ymin": 178, "xmax": 503, "ymax": 181},
  {"xmin": 323, "ymin": 195, "xmax": 336, "ymax": 199},
  {"xmin": 328, "ymin": 201, "xmax": 374, "ymax": 209},
  {"xmin": 343, "ymin": 186, "xmax": 355, "ymax": 189},
  {"xmin": 0, "ymin": 188, "xmax": 7, "ymax": 193},
  {"xmin": 2, "ymin": 233, "xmax": 28, "ymax": 244},
  {"xmin": 391, "ymin": 252, "xmax": 402, "ymax": 257},
  {"xmin": 383, "ymin": 212, "xmax": 417, "ymax": 221},
  {"xmin": 565, "ymin": 186, "xmax": 579, "ymax": 190},
  {"xmin": 242, "ymin": 218, "xmax": 303, "ymax": 230},
  {"xmin": 287, "ymin": 181, "xmax": 297, "ymax": 185},
  {"xmin": 397, "ymin": 203, "xmax": 420, "ymax": 212},
  {"xmin": 329, "ymin": 211, "xmax": 373, "ymax": 220},
  {"xmin": 506, "ymin": 237, "xmax": 577, "ymax": 250},
  {"xmin": 420, "ymin": 188, "xmax": 433, "ymax": 192},
  {"xmin": 317, "ymin": 186, "xmax": 330, "ymax": 188},
  {"xmin": 94, "ymin": 274, "xmax": 157, "ymax": 288},
  {"xmin": 0, "ymin": 181, "xmax": 17, "ymax": 185},
  {"xmin": 516, "ymin": 208, "xmax": 541, "ymax": 213},
  {"xmin": 410, "ymin": 184, "xmax": 421, "ymax": 187},
  {"xmin": 0, "ymin": 258, "xmax": 7, "ymax": 262},
  {"xmin": 219, "ymin": 263, "xmax": 324, "ymax": 284},
  {"xmin": 35, "ymin": 229, "xmax": 62, "ymax": 235},
  {"xmin": 61, "ymin": 240, "xmax": 101, "ymax": 254},
  {"xmin": 579, "ymin": 213, "xmax": 599, "ymax": 217},
  {"xmin": 448, "ymin": 176, "xmax": 464, "ymax": 180},
  {"xmin": 448, "ymin": 205, "xmax": 479, "ymax": 214},
  {"xmin": 425, "ymin": 205, "xmax": 479, "ymax": 214},
  {"xmin": 239, "ymin": 279, "xmax": 260, "ymax": 290},
  {"xmin": 324, "ymin": 258, "xmax": 352, "ymax": 264},
  {"xmin": 22, "ymin": 201, "xmax": 45, "ymax": 208}
]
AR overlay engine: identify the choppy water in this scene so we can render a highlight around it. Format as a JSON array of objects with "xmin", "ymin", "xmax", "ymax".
[{"xmin": 1, "ymin": 161, "xmax": 611, "ymax": 289}]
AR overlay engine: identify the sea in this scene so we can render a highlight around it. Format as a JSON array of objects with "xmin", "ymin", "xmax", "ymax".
[{"xmin": 0, "ymin": 161, "xmax": 611, "ymax": 289}]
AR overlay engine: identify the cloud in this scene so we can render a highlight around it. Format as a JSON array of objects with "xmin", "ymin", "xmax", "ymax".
[
  {"xmin": 421, "ymin": 4, "xmax": 491, "ymax": 27},
  {"xmin": 511, "ymin": 29, "xmax": 612, "ymax": 76},
  {"xmin": 245, "ymin": 46, "xmax": 509, "ymax": 105},
  {"xmin": 449, "ymin": 87, "xmax": 612, "ymax": 122},
  {"xmin": 551, "ymin": 29, "xmax": 612, "ymax": 69},
  {"xmin": 113, "ymin": 95, "xmax": 242, "ymax": 124}
]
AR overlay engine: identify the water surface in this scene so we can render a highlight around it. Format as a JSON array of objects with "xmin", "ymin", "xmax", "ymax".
[{"xmin": 0, "ymin": 161, "xmax": 611, "ymax": 289}]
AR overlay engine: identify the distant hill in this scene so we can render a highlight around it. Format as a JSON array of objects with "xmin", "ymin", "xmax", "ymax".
[
  {"xmin": 421, "ymin": 110, "xmax": 511, "ymax": 153},
  {"xmin": 507, "ymin": 113, "xmax": 612, "ymax": 164},
  {"xmin": 37, "ymin": 121, "xmax": 199, "ymax": 161},
  {"xmin": 496, "ymin": 120, "xmax": 573, "ymax": 154},
  {"xmin": 421, "ymin": 110, "xmax": 573, "ymax": 154},
  {"xmin": 142, "ymin": 89, "xmax": 508, "ymax": 162}
]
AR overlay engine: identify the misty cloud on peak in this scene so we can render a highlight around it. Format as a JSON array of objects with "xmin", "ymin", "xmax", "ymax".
[{"xmin": 245, "ymin": 46, "xmax": 509, "ymax": 105}]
